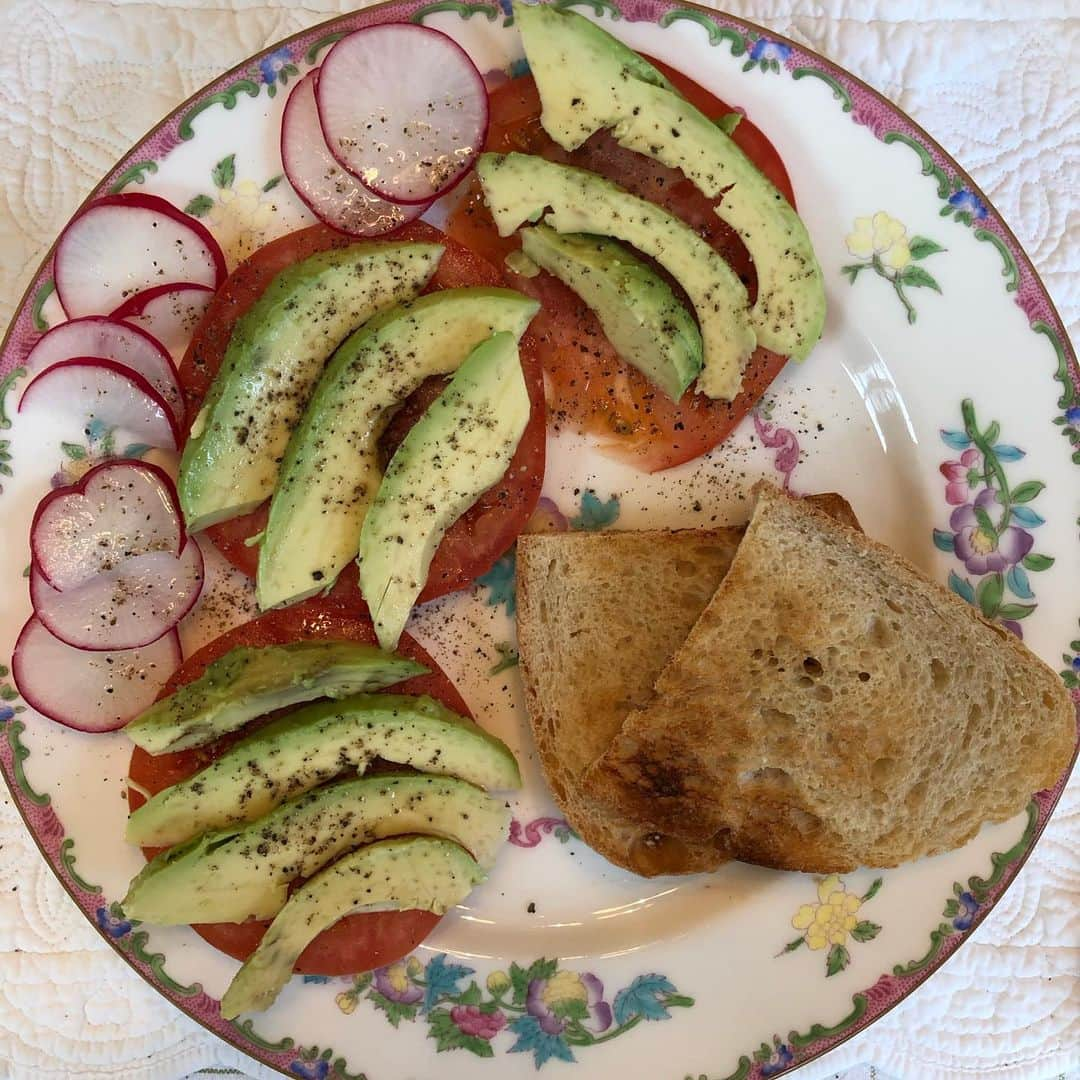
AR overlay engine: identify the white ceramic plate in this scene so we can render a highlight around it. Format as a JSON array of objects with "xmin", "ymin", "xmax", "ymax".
[{"xmin": 1, "ymin": 2, "xmax": 1076, "ymax": 1077}]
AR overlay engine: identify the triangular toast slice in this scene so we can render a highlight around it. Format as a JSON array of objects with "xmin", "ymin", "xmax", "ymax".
[{"xmin": 583, "ymin": 483, "xmax": 1075, "ymax": 872}]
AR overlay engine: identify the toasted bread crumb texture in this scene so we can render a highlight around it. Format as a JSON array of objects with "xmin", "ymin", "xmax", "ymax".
[
  {"xmin": 585, "ymin": 484, "xmax": 1075, "ymax": 873},
  {"xmin": 517, "ymin": 528, "xmax": 741, "ymax": 875}
]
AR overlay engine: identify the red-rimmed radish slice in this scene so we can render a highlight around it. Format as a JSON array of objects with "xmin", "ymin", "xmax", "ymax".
[
  {"xmin": 30, "ymin": 542, "xmax": 203, "ymax": 651},
  {"xmin": 12, "ymin": 616, "xmax": 181, "ymax": 733},
  {"xmin": 316, "ymin": 25, "xmax": 487, "ymax": 205},
  {"xmin": 281, "ymin": 71, "xmax": 428, "ymax": 237},
  {"xmin": 19, "ymin": 359, "xmax": 181, "ymax": 451},
  {"xmin": 22, "ymin": 316, "xmax": 184, "ymax": 424},
  {"xmin": 111, "ymin": 283, "xmax": 214, "ymax": 356},
  {"xmin": 54, "ymin": 193, "xmax": 226, "ymax": 318},
  {"xmin": 30, "ymin": 459, "xmax": 184, "ymax": 591}
]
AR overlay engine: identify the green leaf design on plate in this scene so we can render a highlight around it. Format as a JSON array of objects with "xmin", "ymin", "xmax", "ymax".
[
  {"xmin": 1010, "ymin": 480, "xmax": 1045, "ymax": 504},
  {"xmin": 184, "ymin": 194, "xmax": 214, "ymax": 218},
  {"xmin": 1022, "ymin": 552, "xmax": 1054, "ymax": 571},
  {"xmin": 908, "ymin": 235, "xmax": 946, "ymax": 260},
  {"xmin": 976, "ymin": 572, "xmax": 1004, "ymax": 618},
  {"xmin": 899, "ymin": 264, "xmax": 942, "ymax": 292},
  {"xmin": 850, "ymin": 920, "xmax": 880, "ymax": 943},
  {"xmin": 825, "ymin": 943, "xmax": 849, "ymax": 976},
  {"xmin": 212, "ymin": 154, "xmax": 236, "ymax": 190}
]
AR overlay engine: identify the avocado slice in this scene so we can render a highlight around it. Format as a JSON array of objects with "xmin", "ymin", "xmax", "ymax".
[
  {"xmin": 257, "ymin": 287, "xmax": 539, "ymax": 610},
  {"xmin": 359, "ymin": 332, "xmax": 531, "ymax": 651},
  {"xmin": 179, "ymin": 242, "xmax": 443, "ymax": 533},
  {"xmin": 125, "ymin": 641, "xmax": 426, "ymax": 754},
  {"xmin": 123, "ymin": 774, "xmax": 503, "ymax": 925},
  {"xmin": 220, "ymin": 836, "xmax": 483, "ymax": 1018},
  {"xmin": 519, "ymin": 224, "xmax": 702, "ymax": 401},
  {"xmin": 125, "ymin": 692, "xmax": 521, "ymax": 847},
  {"xmin": 514, "ymin": 2, "xmax": 825, "ymax": 361},
  {"xmin": 477, "ymin": 152, "xmax": 755, "ymax": 400}
]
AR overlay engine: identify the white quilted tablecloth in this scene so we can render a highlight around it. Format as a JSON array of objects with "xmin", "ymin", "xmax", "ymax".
[{"xmin": 0, "ymin": 2, "xmax": 1077, "ymax": 1078}]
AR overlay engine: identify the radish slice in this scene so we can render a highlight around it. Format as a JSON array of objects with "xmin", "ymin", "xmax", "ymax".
[
  {"xmin": 19, "ymin": 359, "xmax": 180, "ymax": 451},
  {"xmin": 12, "ymin": 616, "xmax": 181, "ymax": 733},
  {"xmin": 54, "ymin": 193, "xmax": 226, "ymax": 318},
  {"xmin": 30, "ymin": 542, "xmax": 203, "ymax": 651},
  {"xmin": 111, "ymin": 283, "xmax": 214, "ymax": 357},
  {"xmin": 31, "ymin": 459, "xmax": 184, "ymax": 591},
  {"xmin": 22, "ymin": 316, "xmax": 184, "ymax": 424},
  {"xmin": 316, "ymin": 25, "xmax": 487, "ymax": 205},
  {"xmin": 281, "ymin": 70, "xmax": 428, "ymax": 237}
]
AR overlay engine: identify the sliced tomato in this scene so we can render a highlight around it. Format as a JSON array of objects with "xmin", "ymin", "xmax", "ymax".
[
  {"xmin": 127, "ymin": 598, "xmax": 467, "ymax": 975},
  {"xmin": 180, "ymin": 220, "xmax": 545, "ymax": 599},
  {"xmin": 447, "ymin": 62, "xmax": 795, "ymax": 472}
]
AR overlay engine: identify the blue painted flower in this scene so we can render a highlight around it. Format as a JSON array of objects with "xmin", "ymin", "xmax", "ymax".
[
  {"xmin": 260, "ymin": 47, "xmax": 293, "ymax": 85},
  {"xmin": 1065, "ymin": 405, "xmax": 1080, "ymax": 425},
  {"xmin": 947, "ymin": 189, "xmax": 988, "ymax": 221},
  {"xmin": 1072, "ymin": 656, "xmax": 1080, "ymax": 671},
  {"xmin": 0, "ymin": 705, "xmax": 14, "ymax": 723},
  {"xmin": 749, "ymin": 39, "xmax": 792, "ymax": 63},
  {"xmin": 952, "ymin": 890, "xmax": 979, "ymax": 931},
  {"xmin": 498, "ymin": 0, "xmax": 514, "ymax": 16},
  {"xmin": 761, "ymin": 1041, "xmax": 795, "ymax": 1077},
  {"xmin": 95, "ymin": 905, "xmax": 133, "ymax": 939},
  {"xmin": 289, "ymin": 1058, "xmax": 330, "ymax": 1080}
]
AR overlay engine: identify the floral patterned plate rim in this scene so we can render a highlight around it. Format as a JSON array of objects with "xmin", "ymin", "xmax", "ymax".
[{"xmin": 0, "ymin": 1, "xmax": 1076, "ymax": 1079}]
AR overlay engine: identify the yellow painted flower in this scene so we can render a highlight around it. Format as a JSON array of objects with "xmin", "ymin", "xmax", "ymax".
[
  {"xmin": 207, "ymin": 178, "xmax": 276, "ymax": 263},
  {"xmin": 541, "ymin": 969, "xmax": 588, "ymax": 1008},
  {"xmin": 383, "ymin": 961, "xmax": 411, "ymax": 995},
  {"xmin": 335, "ymin": 991, "xmax": 357, "ymax": 1014},
  {"xmin": 486, "ymin": 969, "xmax": 511, "ymax": 995},
  {"xmin": 406, "ymin": 956, "xmax": 424, "ymax": 979},
  {"xmin": 791, "ymin": 875, "xmax": 863, "ymax": 951},
  {"xmin": 845, "ymin": 211, "xmax": 912, "ymax": 272}
]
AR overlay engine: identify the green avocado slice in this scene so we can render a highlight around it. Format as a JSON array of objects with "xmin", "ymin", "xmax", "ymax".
[
  {"xmin": 125, "ymin": 692, "xmax": 521, "ymax": 847},
  {"xmin": 125, "ymin": 641, "xmax": 426, "ymax": 755},
  {"xmin": 220, "ymin": 836, "xmax": 484, "ymax": 1018},
  {"xmin": 519, "ymin": 224, "xmax": 703, "ymax": 401},
  {"xmin": 257, "ymin": 287, "xmax": 539, "ymax": 611},
  {"xmin": 122, "ymin": 774, "xmax": 503, "ymax": 925},
  {"xmin": 514, "ymin": 1, "xmax": 825, "ymax": 361},
  {"xmin": 477, "ymin": 152, "xmax": 755, "ymax": 400},
  {"xmin": 178, "ymin": 242, "xmax": 443, "ymax": 533},
  {"xmin": 358, "ymin": 331, "xmax": 531, "ymax": 651}
]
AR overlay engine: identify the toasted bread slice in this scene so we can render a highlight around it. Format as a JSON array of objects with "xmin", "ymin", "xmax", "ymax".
[
  {"xmin": 584, "ymin": 483, "xmax": 1076, "ymax": 873},
  {"xmin": 515, "ymin": 492, "xmax": 860, "ymax": 876}
]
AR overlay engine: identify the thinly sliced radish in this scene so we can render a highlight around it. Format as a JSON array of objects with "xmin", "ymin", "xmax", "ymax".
[
  {"xmin": 22, "ymin": 316, "xmax": 184, "ymax": 424},
  {"xmin": 30, "ymin": 542, "xmax": 203, "ymax": 651},
  {"xmin": 281, "ymin": 70, "xmax": 428, "ymax": 237},
  {"xmin": 111, "ymin": 283, "xmax": 214, "ymax": 357},
  {"xmin": 54, "ymin": 193, "xmax": 226, "ymax": 318},
  {"xmin": 19, "ymin": 359, "xmax": 180, "ymax": 451},
  {"xmin": 317, "ymin": 25, "xmax": 487, "ymax": 205},
  {"xmin": 12, "ymin": 616, "xmax": 181, "ymax": 733},
  {"xmin": 31, "ymin": 459, "xmax": 184, "ymax": 591}
]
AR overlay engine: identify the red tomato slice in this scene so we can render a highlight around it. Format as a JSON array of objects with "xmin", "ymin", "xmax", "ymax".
[
  {"xmin": 127, "ymin": 598, "xmax": 469, "ymax": 975},
  {"xmin": 179, "ymin": 220, "xmax": 545, "ymax": 600},
  {"xmin": 446, "ymin": 62, "xmax": 795, "ymax": 473}
]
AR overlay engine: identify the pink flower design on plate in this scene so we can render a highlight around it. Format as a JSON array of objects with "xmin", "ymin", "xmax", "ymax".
[{"xmin": 939, "ymin": 447, "xmax": 981, "ymax": 505}]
